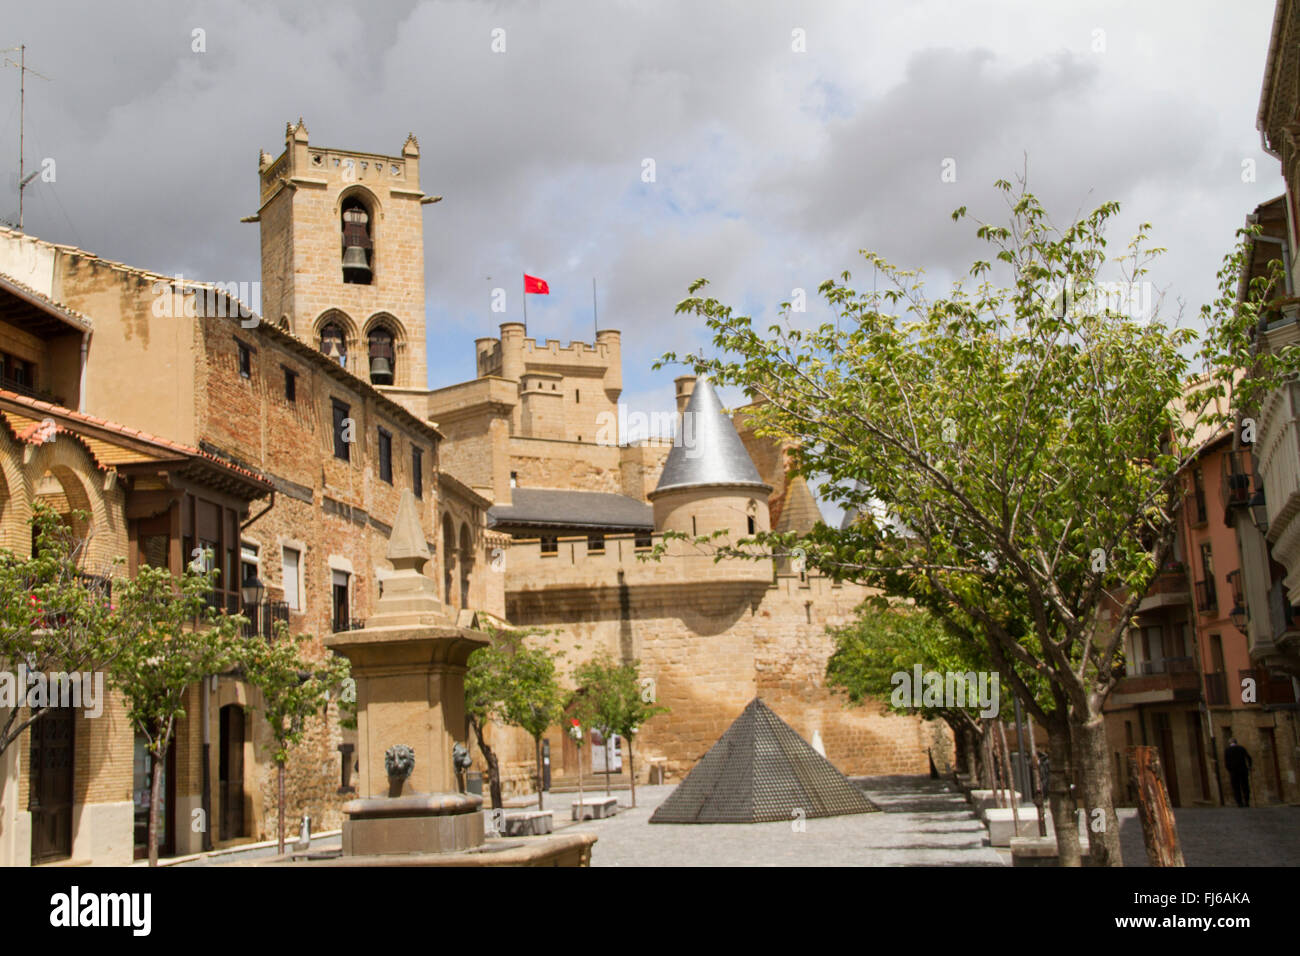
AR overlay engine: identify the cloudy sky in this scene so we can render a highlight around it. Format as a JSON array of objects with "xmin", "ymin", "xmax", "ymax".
[{"xmin": 1, "ymin": 0, "xmax": 1285, "ymax": 434}]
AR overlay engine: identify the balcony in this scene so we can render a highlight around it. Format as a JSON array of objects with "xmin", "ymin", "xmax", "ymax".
[
  {"xmin": 241, "ymin": 601, "xmax": 289, "ymax": 641},
  {"xmin": 1110, "ymin": 656, "xmax": 1202, "ymax": 706},
  {"xmin": 333, "ymin": 616, "xmax": 367, "ymax": 634},
  {"xmin": 1186, "ymin": 488, "xmax": 1208, "ymax": 526},
  {"xmin": 1268, "ymin": 579, "xmax": 1299, "ymax": 643},
  {"xmin": 1137, "ymin": 564, "xmax": 1191, "ymax": 613},
  {"xmin": 1195, "ymin": 578, "xmax": 1218, "ymax": 613},
  {"xmin": 1221, "ymin": 450, "xmax": 1267, "ymax": 531},
  {"xmin": 0, "ymin": 373, "xmax": 61, "ymax": 406},
  {"xmin": 1239, "ymin": 667, "xmax": 1299, "ymax": 707}
]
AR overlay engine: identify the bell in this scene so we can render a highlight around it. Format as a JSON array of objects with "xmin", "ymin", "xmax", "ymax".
[
  {"xmin": 342, "ymin": 244, "xmax": 371, "ymax": 278},
  {"xmin": 369, "ymin": 355, "xmax": 393, "ymax": 385}
]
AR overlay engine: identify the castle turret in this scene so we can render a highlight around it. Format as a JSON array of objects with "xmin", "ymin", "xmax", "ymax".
[{"xmin": 648, "ymin": 377, "xmax": 771, "ymax": 540}]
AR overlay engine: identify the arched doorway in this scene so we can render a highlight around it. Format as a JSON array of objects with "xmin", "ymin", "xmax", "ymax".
[{"xmin": 219, "ymin": 704, "xmax": 246, "ymax": 840}]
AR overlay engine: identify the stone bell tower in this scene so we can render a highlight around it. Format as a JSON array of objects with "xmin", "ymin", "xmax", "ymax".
[{"xmin": 250, "ymin": 118, "xmax": 441, "ymax": 390}]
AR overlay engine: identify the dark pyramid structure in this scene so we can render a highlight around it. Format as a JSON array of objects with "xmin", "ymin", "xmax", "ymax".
[{"xmin": 649, "ymin": 698, "xmax": 879, "ymax": 824}]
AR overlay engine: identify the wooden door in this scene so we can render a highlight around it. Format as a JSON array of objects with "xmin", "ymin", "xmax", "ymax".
[
  {"xmin": 219, "ymin": 705, "xmax": 246, "ymax": 840},
  {"xmin": 30, "ymin": 707, "xmax": 75, "ymax": 864}
]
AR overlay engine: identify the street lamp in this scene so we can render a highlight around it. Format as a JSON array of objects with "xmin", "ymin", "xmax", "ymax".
[
  {"xmin": 240, "ymin": 571, "xmax": 265, "ymax": 610},
  {"xmin": 1249, "ymin": 489, "xmax": 1269, "ymax": 535},
  {"xmin": 1229, "ymin": 604, "xmax": 1248, "ymax": 632}
]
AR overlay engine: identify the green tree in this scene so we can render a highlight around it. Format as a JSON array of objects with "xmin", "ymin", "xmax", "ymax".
[
  {"xmin": 239, "ymin": 627, "xmax": 350, "ymax": 854},
  {"xmin": 571, "ymin": 652, "xmax": 624, "ymax": 797},
  {"xmin": 0, "ymin": 504, "xmax": 117, "ymax": 756},
  {"xmin": 107, "ymin": 558, "xmax": 244, "ymax": 866},
  {"xmin": 663, "ymin": 174, "xmax": 1285, "ymax": 866},
  {"xmin": 465, "ymin": 627, "xmax": 563, "ymax": 810},
  {"xmin": 606, "ymin": 660, "xmax": 668, "ymax": 808}
]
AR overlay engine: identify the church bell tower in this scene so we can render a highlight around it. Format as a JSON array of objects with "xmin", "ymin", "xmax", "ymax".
[{"xmin": 252, "ymin": 119, "xmax": 440, "ymax": 390}]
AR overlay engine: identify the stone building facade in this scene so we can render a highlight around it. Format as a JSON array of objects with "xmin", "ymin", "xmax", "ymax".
[{"xmin": 0, "ymin": 118, "xmax": 940, "ymax": 865}]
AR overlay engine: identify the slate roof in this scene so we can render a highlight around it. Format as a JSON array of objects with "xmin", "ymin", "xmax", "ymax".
[
  {"xmin": 649, "ymin": 697, "xmax": 879, "ymax": 824},
  {"xmin": 488, "ymin": 487, "xmax": 653, "ymax": 532},
  {"xmin": 652, "ymin": 377, "xmax": 767, "ymax": 496}
]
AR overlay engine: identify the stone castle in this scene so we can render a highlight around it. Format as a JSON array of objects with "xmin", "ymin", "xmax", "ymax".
[{"xmin": 0, "ymin": 120, "xmax": 940, "ymax": 864}]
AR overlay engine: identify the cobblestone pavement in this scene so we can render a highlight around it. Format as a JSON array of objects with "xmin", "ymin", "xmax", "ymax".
[
  {"xmin": 1117, "ymin": 805, "xmax": 1300, "ymax": 867},
  {"xmin": 551, "ymin": 775, "xmax": 1007, "ymax": 867}
]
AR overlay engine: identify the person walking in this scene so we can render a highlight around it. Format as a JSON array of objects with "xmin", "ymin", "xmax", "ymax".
[{"xmin": 1224, "ymin": 738, "xmax": 1253, "ymax": 807}]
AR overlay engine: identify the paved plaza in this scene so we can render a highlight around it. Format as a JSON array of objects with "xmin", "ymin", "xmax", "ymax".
[
  {"xmin": 558, "ymin": 775, "xmax": 1006, "ymax": 867},
  {"xmin": 174, "ymin": 774, "xmax": 1300, "ymax": 867}
]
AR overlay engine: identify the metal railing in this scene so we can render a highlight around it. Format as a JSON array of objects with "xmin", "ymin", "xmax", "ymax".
[
  {"xmin": 1136, "ymin": 655, "xmax": 1195, "ymax": 676},
  {"xmin": 1195, "ymin": 579, "xmax": 1217, "ymax": 612},
  {"xmin": 241, "ymin": 601, "xmax": 289, "ymax": 640}
]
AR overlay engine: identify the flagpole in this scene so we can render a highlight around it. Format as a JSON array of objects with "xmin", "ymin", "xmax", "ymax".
[
  {"xmin": 522, "ymin": 272, "xmax": 527, "ymax": 334},
  {"xmin": 592, "ymin": 277, "xmax": 598, "ymax": 338}
]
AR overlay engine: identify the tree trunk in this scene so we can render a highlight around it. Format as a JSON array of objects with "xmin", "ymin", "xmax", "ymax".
[
  {"xmin": 1026, "ymin": 713, "xmax": 1047, "ymax": 837},
  {"xmin": 1072, "ymin": 712, "xmax": 1123, "ymax": 867},
  {"xmin": 277, "ymin": 761, "xmax": 286, "ymax": 856},
  {"xmin": 147, "ymin": 743, "xmax": 164, "ymax": 868},
  {"xmin": 628, "ymin": 739, "xmax": 637, "ymax": 808},
  {"xmin": 469, "ymin": 716, "xmax": 503, "ymax": 810},
  {"xmin": 1046, "ymin": 722, "xmax": 1082, "ymax": 867},
  {"xmin": 604, "ymin": 733, "xmax": 611, "ymax": 796},
  {"xmin": 535, "ymin": 736, "xmax": 544, "ymax": 810},
  {"xmin": 1128, "ymin": 746, "xmax": 1184, "ymax": 866}
]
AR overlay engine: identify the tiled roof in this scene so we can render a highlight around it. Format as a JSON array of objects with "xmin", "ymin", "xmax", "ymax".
[
  {"xmin": 488, "ymin": 488, "xmax": 653, "ymax": 531},
  {"xmin": 0, "ymin": 389, "xmax": 272, "ymax": 489}
]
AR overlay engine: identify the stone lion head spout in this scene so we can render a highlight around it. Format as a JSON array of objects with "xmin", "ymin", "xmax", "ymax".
[{"xmin": 385, "ymin": 744, "xmax": 416, "ymax": 780}]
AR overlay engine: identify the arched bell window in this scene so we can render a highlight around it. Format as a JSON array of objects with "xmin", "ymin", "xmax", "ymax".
[
  {"xmin": 319, "ymin": 323, "xmax": 347, "ymax": 367},
  {"xmin": 341, "ymin": 197, "xmax": 373, "ymax": 285},
  {"xmin": 368, "ymin": 327, "xmax": 395, "ymax": 386}
]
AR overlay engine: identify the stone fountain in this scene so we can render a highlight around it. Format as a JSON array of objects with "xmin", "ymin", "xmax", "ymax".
[{"xmin": 325, "ymin": 490, "xmax": 488, "ymax": 857}]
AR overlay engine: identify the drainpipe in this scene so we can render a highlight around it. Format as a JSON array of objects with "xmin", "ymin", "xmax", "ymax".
[
  {"xmin": 78, "ymin": 332, "xmax": 88, "ymax": 411},
  {"xmin": 201, "ymin": 676, "xmax": 213, "ymax": 852}
]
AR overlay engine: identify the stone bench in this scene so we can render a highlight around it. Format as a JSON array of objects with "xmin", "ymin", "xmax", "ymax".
[
  {"xmin": 969, "ymin": 789, "xmax": 1025, "ymax": 817},
  {"xmin": 572, "ymin": 797, "xmax": 619, "ymax": 821},
  {"xmin": 983, "ymin": 807, "xmax": 1050, "ymax": 847},
  {"xmin": 503, "ymin": 811, "xmax": 554, "ymax": 836}
]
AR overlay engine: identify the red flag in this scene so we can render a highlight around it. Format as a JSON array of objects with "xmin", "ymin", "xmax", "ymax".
[{"xmin": 524, "ymin": 274, "xmax": 550, "ymax": 295}]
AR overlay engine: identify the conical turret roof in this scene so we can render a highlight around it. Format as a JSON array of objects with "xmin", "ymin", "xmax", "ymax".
[
  {"xmin": 652, "ymin": 377, "xmax": 767, "ymax": 496},
  {"xmin": 649, "ymin": 698, "xmax": 879, "ymax": 824}
]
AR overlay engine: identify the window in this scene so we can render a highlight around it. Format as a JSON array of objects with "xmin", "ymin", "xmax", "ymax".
[
  {"xmin": 332, "ymin": 400, "xmax": 351, "ymax": 461},
  {"xmin": 747, "ymin": 515, "xmax": 756, "ymax": 535},
  {"xmin": 378, "ymin": 428, "xmax": 392, "ymax": 484},
  {"xmin": 412, "ymin": 446, "xmax": 423, "ymax": 498},
  {"xmin": 332, "ymin": 570, "xmax": 350, "ymax": 632},
  {"xmin": 634, "ymin": 531, "xmax": 653, "ymax": 550},
  {"xmin": 540, "ymin": 535, "xmax": 558, "ymax": 555},
  {"xmin": 282, "ymin": 547, "xmax": 301, "ymax": 611},
  {"xmin": 510, "ymin": 471, "xmax": 518, "ymax": 488},
  {"xmin": 587, "ymin": 532, "xmax": 605, "ymax": 553},
  {"xmin": 236, "ymin": 341, "xmax": 252, "ymax": 379},
  {"xmin": 576, "ymin": 389, "xmax": 580, "ymax": 404},
  {"xmin": 283, "ymin": 367, "xmax": 297, "ymax": 403}
]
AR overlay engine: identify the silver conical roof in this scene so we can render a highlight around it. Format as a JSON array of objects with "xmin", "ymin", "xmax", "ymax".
[{"xmin": 652, "ymin": 377, "xmax": 768, "ymax": 495}]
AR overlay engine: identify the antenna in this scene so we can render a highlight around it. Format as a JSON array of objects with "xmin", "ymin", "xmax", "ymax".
[{"xmin": 2, "ymin": 44, "xmax": 51, "ymax": 230}]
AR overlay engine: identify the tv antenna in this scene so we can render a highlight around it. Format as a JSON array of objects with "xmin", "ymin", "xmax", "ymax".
[{"xmin": 3, "ymin": 44, "xmax": 51, "ymax": 230}]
